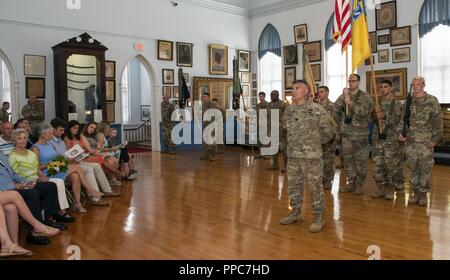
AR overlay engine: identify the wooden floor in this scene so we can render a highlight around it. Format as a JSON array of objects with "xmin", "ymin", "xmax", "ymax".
[{"xmin": 19, "ymin": 147, "xmax": 450, "ymax": 260}]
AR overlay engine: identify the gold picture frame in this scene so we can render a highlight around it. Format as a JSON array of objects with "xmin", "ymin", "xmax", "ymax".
[
  {"xmin": 366, "ymin": 68, "xmax": 408, "ymax": 100},
  {"xmin": 105, "ymin": 60, "xmax": 116, "ymax": 79},
  {"xmin": 106, "ymin": 102, "xmax": 115, "ymax": 123},
  {"xmin": 376, "ymin": 0, "xmax": 397, "ymax": 30},
  {"xmin": 176, "ymin": 42, "xmax": 193, "ymax": 67},
  {"xmin": 284, "ymin": 67, "xmax": 296, "ymax": 90},
  {"xmin": 311, "ymin": 64, "xmax": 321, "ymax": 82},
  {"xmin": 25, "ymin": 77, "xmax": 45, "ymax": 98},
  {"xmin": 303, "ymin": 41, "xmax": 322, "ymax": 63},
  {"xmin": 390, "ymin": 26, "xmax": 411, "ymax": 46},
  {"xmin": 193, "ymin": 77, "xmax": 233, "ymax": 108},
  {"xmin": 209, "ymin": 44, "xmax": 228, "ymax": 75},
  {"xmin": 392, "ymin": 47, "xmax": 410, "ymax": 63},
  {"xmin": 293, "ymin": 24, "xmax": 308, "ymax": 44},
  {"xmin": 157, "ymin": 40, "xmax": 173, "ymax": 61},
  {"xmin": 106, "ymin": 80, "xmax": 116, "ymax": 102}
]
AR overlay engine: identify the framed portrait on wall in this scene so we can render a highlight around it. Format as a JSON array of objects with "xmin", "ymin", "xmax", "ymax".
[
  {"xmin": 284, "ymin": 67, "xmax": 296, "ymax": 90},
  {"xmin": 172, "ymin": 86, "xmax": 179, "ymax": 99},
  {"xmin": 193, "ymin": 77, "xmax": 232, "ymax": 108},
  {"xmin": 157, "ymin": 40, "xmax": 173, "ymax": 61},
  {"xmin": 176, "ymin": 42, "xmax": 193, "ymax": 67},
  {"xmin": 141, "ymin": 105, "xmax": 151, "ymax": 121},
  {"xmin": 303, "ymin": 41, "xmax": 322, "ymax": 62},
  {"xmin": 106, "ymin": 80, "xmax": 116, "ymax": 102},
  {"xmin": 392, "ymin": 47, "xmax": 410, "ymax": 63},
  {"xmin": 378, "ymin": 49, "xmax": 389, "ymax": 63},
  {"xmin": 105, "ymin": 60, "xmax": 116, "ymax": 79},
  {"xmin": 242, "ymin": 85, "xmax": 250, "ymax": 97},
  {"xmin": 238, "ymin": 50, "xmax": 251, "ymax": 72},
  {"xmin": 209, "ymin": 44, "xmax": 228, "ymax": 75},
  {"xmin": 25, "ymin": 77, "xmax": 45, "ymax": 98},
  {"xmin": 369, "ymin": 32, "xmax": 377, "ymax": 53},
  {"xmin": 366, "ymin": 68, "xmax": 408, "ymax": 100},
  {"xmin": 390, "ymin": 26, "xmax": 411, "ymax": 46},
  {"xmin": 241, "ymin": 73, "xmax": 250, "ymax": 83},
  {"xmin": 106, "ymin": 102, "xmax": 115, "ymax": 123},
  {"xmin": 283, "ymin": 45, "xmax": 298, "ymax": 66},
  {"xmin": 311, "ymin": 64, "xmax": 321, "ymax": 82},
  {"xmin": 24, "ymin": 54, "xmax": 46, "ymax": 76},
  {"xmin": 378, "ymin": 34, "xmax": 390, "ymax": 45},
  {"xmin": 293, "ymin": 24, "xmax": 308, "ymax": 44},
  {"xmin": 162, "ymin": 86, "xmax": 172, "ymax": 97},
  {"xmin": 376, "ymin": 1, "xmax": 397, "ymax": 30},
  {"xmin": 162, "ymin": 69, "xmax": 174, "ymax": 84}
]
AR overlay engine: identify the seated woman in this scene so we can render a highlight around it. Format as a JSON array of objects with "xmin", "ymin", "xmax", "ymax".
[
  {"xmin": 30, "ymin": 124, "xmax": 103, "ymax": 213},
  {"xmin": 0, "ymin": 186, "xmax": 60, "ymax": 257},
  {"xmin": 80, "ymin": 122, "xmax": 123, "ymax": 187},
  {"xmin": 106, "ymin": 127, "xmax": 137, "ymax": 180}
]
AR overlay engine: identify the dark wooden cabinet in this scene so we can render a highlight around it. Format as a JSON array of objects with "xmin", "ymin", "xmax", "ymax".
[{"xmin": 52, "ymin": 32, "xmax": 108, "ymax": 122}]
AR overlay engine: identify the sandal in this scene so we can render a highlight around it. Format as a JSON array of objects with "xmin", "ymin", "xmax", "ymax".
[
  {"xmin": 74, "ymin": 203, "xmax": 88, "ymax": 213},
  {"xmin": 33, "ymin": 226, "xmax": 60, "ymax": 237},
  {"xmin": 0, "ymin": 244, "xmax": 33, "ymax": 257}
]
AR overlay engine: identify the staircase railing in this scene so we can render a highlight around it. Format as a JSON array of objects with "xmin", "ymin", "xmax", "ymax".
[{"xmin": 123, "ymin": 119, "xmax": 152, "ymax": 148}]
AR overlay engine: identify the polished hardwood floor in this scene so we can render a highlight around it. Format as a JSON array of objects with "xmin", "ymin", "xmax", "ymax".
[{"xmin": 17, "ymin": 147, "xmax": 450, "ymax": 260}]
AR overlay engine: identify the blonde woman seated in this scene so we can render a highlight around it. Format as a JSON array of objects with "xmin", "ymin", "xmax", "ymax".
[
  {"xmin": 0, "ymin": 188, "xmax": 60, "ymax": 257},
  {"xmin": 80, "ymin": 122, "xmax": 123, "ymax": 187},
  {"xmin": 29, "ymin": 124, "xmax": 103, "ymax": 213}
]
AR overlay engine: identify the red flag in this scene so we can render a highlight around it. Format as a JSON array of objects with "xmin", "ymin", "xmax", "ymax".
[{"xmin": 333, "ymin": 0, "xmax": 352, "ymax": 52}]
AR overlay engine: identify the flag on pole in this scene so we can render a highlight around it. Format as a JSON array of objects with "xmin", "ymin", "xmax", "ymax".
[
  {"xmin": 332, "ymin": 0, "xmax": 352, "ymax": 52},
  {"xmin": 302, "ymin": 53, "xmax": 317, "ymax": 98},
  {"xmin": 232, "ymin": 57, "xmax": 243, "ymax": 109},
  {"xmin": 351, "ymin": 0, "xmax": 370, "ymax": 73},
  {"xmin": 178, "ymin": 68, "xmax": 190, "ymax": 109}
]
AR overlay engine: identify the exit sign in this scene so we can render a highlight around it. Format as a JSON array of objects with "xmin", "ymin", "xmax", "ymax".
[{"xmin": 134, "ymin": 43, "xmax": 144, "ymax": 52}]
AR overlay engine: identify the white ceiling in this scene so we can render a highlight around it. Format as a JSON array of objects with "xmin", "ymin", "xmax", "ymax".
[{"xmin": 212, "ymin": 0, "xmax": 292, "ymax": 10}]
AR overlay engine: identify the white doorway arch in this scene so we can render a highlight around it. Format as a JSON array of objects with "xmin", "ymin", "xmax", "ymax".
[
  {"xmin": 119, "ymin": 53, "xmax": 160, "ymax": 151},
  {"xmin": 0, "ymin": 49, "xmax": 19, "ymax": 122}
]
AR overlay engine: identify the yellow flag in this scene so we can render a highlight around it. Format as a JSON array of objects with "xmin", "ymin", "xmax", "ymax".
[
  {"xmin": 303, "ymin": 53, "xmax": 317, "ymax": 95},
  {"xmin": 351, "ymin": 0, "xmax": 370, "ymax": 73}
]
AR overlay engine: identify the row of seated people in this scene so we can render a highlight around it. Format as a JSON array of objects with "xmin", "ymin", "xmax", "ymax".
[{"xmin": 0, "ymin": 118, "xmax": 137, "ymax": 258}]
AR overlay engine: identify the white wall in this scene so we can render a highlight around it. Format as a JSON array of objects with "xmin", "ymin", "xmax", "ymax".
[
  {"xmin": 250, "ymin": 0, "xmax": 425, "ymax": 96},
  {"xmin": 0, "ymin": 0, "xmax": 250, "ymax": 122}
]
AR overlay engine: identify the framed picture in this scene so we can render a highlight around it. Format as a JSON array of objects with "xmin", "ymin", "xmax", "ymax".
[
  {"xmin": 390, "ymin": 26, "xmax": 411, "ymax": 46},
  {"xmin": 157, "ymin": 40, "xmax": 173, "ymax": 61},
  {"xmin": 183, "ymin": 73, "xmax": 189, "ymax": 84},
  {"xmin": 284, "ymin": 67, "xmax": 296, "ymax": 90},
  {"xmin": 141, "ymin": 105, "xmax": 151, "ymax": 121},
  {"xmin": 24, "ymin": 54, "xmax": 46, "ymax": 76},
  {"xmin": 25, "ymin": 77, "xmax": 45, "ymax": 99},
  {"xmin": 162, "ymin": 69, "xmax": 174, "ymax": 84},
  {"xmin": 162, "ymin": 86, "xmax": 172, "ymax": 97},
  {"xmin": 172, "ymin": 86, "xmax": 179, "ymax": 98},
  {"xmin": 293, "ymin": 24, "xmax": 308, "ymax": 44},
  {"xmin": 241, "ymin": 73, "xmax": 250, "ymax": 83},
  {"xmin": 176, "ymin": 42, "xmax": 193, "ymax": 67},
  {"xmin": 242, "ymin": 85, "xmax": 250, "ymax": 97},
  {"xmin": 303, "ymin": 41, "xmax": 322, "ymax": 63},
  {"xmin": 252, "ymin": 89, "xmax": 258, "ymax": 97},
  {"xmin": 238, "ymin": 50, "xmax": 251, "ymax": 72},
  {"xmin": 311, "ymin": 64, "xmax": 321, "ymax": 82},
  {"xmin": 378, "ymin": 34, "xmax": 390, "ymax": 45},
  {"xmin": 252, "ymin": 97, "xmax": 257, "ymax": 105},
  {"xmin": 252, "ymin": 81, "xmax": 257, "ymax": 88},
  {"xmin": 369, "ymin": 32, "xmax": 377, "ymax": 53},
  {"xmin": 105, "ymin": 80, "xmax": 116, "ymax": 102},
  {"xmin": 366, "ymin": 68, "xmax": 408, "ymax": 100},
  {"xmin": 283, "ymin": 45, "xmax": 298, "ymax": 66},
  {"xmin": 392, "ymin": 47, "xmax": 411, "ymax": 63},
  {"xmin": 192, "ymin": 77, "xmax": 233, "ymax": 108},
  {"xmin": 378, "ymin": 49, "xmax": 389, "ymax": 63},
  {"xmin": 365, "ymin": 55, "xmax": 375, "ymax": 66},
  {"xmin": 105, "ymin": 60, "xmax": 115, "ymax": 79},
  {"xmin": 209, "ymin": 44, "xmax": 228, "ymax": 75},
  {"xmin": 106, "ymin": 102, "xmax": 115, "ymax": 123},
  {"xmin": 376, "ymin": 1, "xmax": 397, "ymax": 30},
  {"xmin": 252, "ymin": 73, "xmax": 257, "ymax": 80}
]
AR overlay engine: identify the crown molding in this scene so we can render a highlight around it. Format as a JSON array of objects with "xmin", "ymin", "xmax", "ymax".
[
  {"xmin": 250, "ymin": 0, "xmax": 327, "ymax": 19},
  {"xmin": 181, "ymin": 0, "xmax": 250, "ymax": 17}
]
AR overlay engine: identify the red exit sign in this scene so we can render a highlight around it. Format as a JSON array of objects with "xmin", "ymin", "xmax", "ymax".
[{"xmin": 134, "ymin": 42, "xmax": 144, "ymax": 52}]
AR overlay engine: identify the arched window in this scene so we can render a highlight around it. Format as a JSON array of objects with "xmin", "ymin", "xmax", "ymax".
[
  {"xmin": 420, "ymin": 0, "xmax": 450, "ymax": 103},
  {"xmin": 325, "ymin": 15, "xmax": 352, "ymax": 102},
  {"xmin": 258, "ymin": 24, "xmax": 282, "ymax": 101}
]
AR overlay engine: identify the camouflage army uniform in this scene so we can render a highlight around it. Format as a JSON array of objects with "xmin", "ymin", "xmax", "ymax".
[
  {"xmin": 255, "ymin": 100, "xmax": 270, "ymax": 158},
  {"xmin": 280, "ymin": 100, "xmax": 336, "ymax": 232},
  {"xmin": 268, "ymin": 99, "xmax": 288, "ymax": 171},
  {"xmin": 320, "ymin": 99, "xmax": 336, "ymax": 190},
  {"xmin": 201, "ymin": 100, "xmax": 220, "ymax": 161},
  {"xmin": 371, "ymin": 97, "xmax": 404, "ymax": 200},
  {"xmin": 402, "ymin": 93, "xmax": 442, "ymax": 205},
  {"xmin": 0, "ymin": 108, "xmax": 9, "ymax": 122},
  {"xmin": 161, "ymin": 101, "xmax": 176, "ymax": 153},
  {"xmin": 21, "ymin": 103, "xmax": 44, "ymax": 126},
  {"xmin": 334, "ymin": 90, "xmax": 374, "ymax": 194}
]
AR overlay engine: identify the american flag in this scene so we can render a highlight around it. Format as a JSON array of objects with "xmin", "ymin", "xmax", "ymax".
[{"xmin": 332, "ymin": 0, "xmax": 352, "ymax": 52}]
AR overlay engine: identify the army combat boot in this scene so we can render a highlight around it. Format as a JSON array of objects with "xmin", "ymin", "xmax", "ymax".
[
  {"xmin": 409, "ymin": 190, "xmax": 420, "ymax": 204},
  {"xmin": 309, "ymin": 212, "xmax": 325, "ymax": 233},
  {"xmin": 371, "ymin": 184, "xmax": 386, "ymax": 199},
  {"xmin": 340, "ymin": 183, "xmax": 356, "ymax": 193},
  {"xmin": 418, "ymin": 192, "xmax": 428, "ymax": 207},
  {"xmin": 384, "ymin": 186, "xmax": 395, "ymax": 200},
  {"xmin": 280, "ymin": 208, "xmax": 302, "ymax": 225},
  {"xmin": 354, "ymin": 185, "xmax": 364, "ymax": 195},
  {"xmin": 323, "ymin": 181, "xmax": 332, "ymax": 190}
]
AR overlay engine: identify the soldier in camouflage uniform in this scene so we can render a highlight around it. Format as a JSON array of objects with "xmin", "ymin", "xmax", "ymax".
[
  {"xmin": 399, "ymin": 76, "xmax": 443, "ymax": 207},
  {"xmin": 255, "ymin": 92, "xmax": 270, "ymax": 159},
  {"xmin": 200, "ymin": 92, "xmax": 220, "ymax": 162},
  {"xmin": 21, "ymin": 95, "xmax": 44, "ymax": 127},
  {"xmin": 161, "ymin": 94, "xmax": 176, "ymax": 154},
  {"xmin": 280, "ymin": 80, "xmax": 336, "ymax": 233},
  {"xmin": 0, "ymin": 102, "xmax": 10, "ymax": 122},
  {"xmin": 334, "ymin": 74, "xmax": 374, "ymax": 195},
  {"xmin": 371, "ymin": 80, "xmax": 404, "ymax": 200},
  {"xmin": 212, "ymin": 98, "xmax": 226, "ymax": 154},
  {"xmin": 317, "ymin": 86, "xmax": 336, "ymax": 190},
  {"xmin": 267, "ymin": 90, "xmax": 289, "ymax": 172}
]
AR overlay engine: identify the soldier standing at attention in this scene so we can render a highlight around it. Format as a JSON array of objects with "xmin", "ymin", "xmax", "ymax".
[
  {"xmin": 399, "ymin": 76, "xmax": 442, "ymax": 206},
  {"xmin": 161, "ymin": 93, "xmax": 176, "ymax": 154},
  {"xmin": 255, "ymin": 92, "xmax": 270, "ymax": 159},
  {"xmin": 334, "ymin": 74, "xmax": 374, "ymax": 195},
  {"xmin": 317, "ymin": 86, "xmax": 336, "ymax": 190},
  {"xmin": 200, "ymin": 92, "xmax": 220, "ymax": 162},
  {"xmin": 212, "ymin": 97, "xmax": 226, "ymax": 154},
  {"xmin": 267, "ymin": 90, "xmax": 288, "ymax": 172},
  {"xmin": 280, "ymin": 80, "xmax": 336, "ymax": 233},
  {"xmin": 371, "ymin": 80, "xmax": 404, "ymax": 200},
  {"xmin": 21, "ymin": 95, "xmax": 44, "ymax": 127}
]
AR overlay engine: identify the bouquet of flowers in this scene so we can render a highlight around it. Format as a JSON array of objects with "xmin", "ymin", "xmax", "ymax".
[{"xmin": 47, "ymin": 155, "xmax": 70, "ymax": 176}]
